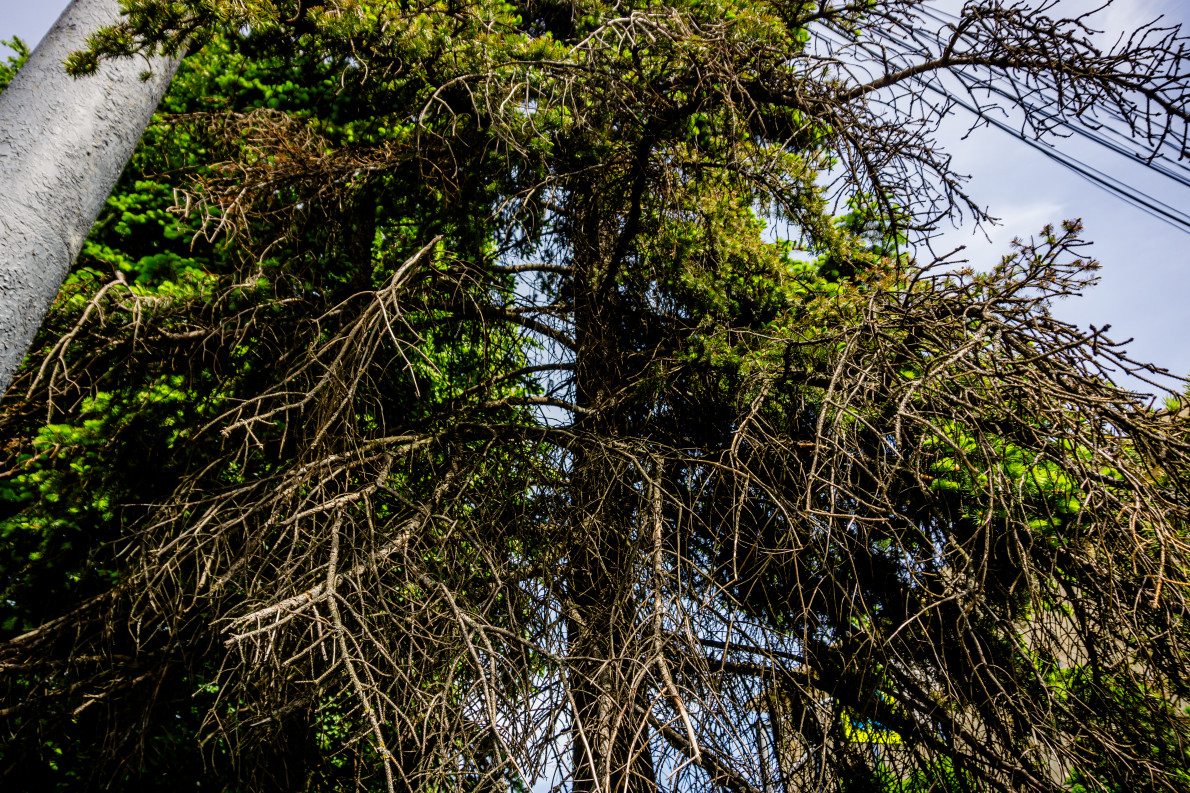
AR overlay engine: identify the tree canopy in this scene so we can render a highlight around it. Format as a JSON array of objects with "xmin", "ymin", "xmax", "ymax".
[{"xmin": 3, "ymin": 2, "xmax": 1190, "ymax": 792}]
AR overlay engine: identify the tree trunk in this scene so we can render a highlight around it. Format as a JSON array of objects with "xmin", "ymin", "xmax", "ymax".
[
  {"xmin": 567, "ymin": 183, "xmax": 658, "ymax": 793},
  {"xmin": 0, "ymin": 0, "xmax": 179, "ymax": 397}
]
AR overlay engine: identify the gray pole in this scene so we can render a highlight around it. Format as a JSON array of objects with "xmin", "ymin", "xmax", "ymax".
[{"xmin": 0, "ymin": 0, "xmax": 179, "ymax": 397}]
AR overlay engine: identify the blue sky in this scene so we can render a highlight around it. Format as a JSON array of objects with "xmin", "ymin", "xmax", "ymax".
[
  {"xmin": 4, "ymin": 0, "xmax": 1187, "ymax": 395},
  {"xmin": 930, "ymin": 0, "xmax": 1190, "ymax": 397}
]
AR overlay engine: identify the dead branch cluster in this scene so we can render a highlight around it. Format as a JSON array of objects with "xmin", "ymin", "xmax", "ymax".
[{"xmin": 4, "ymin": 215, "xmax": 1189, "ymax": 792}]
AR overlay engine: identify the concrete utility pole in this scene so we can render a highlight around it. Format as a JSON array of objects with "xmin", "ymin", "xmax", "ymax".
[{"xmin": 0, "ymin": 0, "xmax": 179, "ymax": 397}]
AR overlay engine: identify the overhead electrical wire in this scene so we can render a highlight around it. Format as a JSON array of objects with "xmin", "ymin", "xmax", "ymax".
[
  {"xmin": 914, "ymin": 2, "xmax": 1190, "ymax": 182},
  {"xmin": 921, "ymin": 80, "xmax": 1190, "ymax": 231},
  {"xmin": 813, "ymin": 3, "xmax": 1190, "ymax": 232}
]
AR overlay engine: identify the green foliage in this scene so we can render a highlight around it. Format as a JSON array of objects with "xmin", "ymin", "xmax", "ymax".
[
  {"xmin": 1, "ymin": 13, "xmax": 554, "ymax": 786},
  {"xmin": 1060, "ymin": 671, "xmax": 1190, "ymax": 793},
  {"xmin": 0, "ymin": 30, "xmax": 404, "ymax": 792},
  {"xmin": 0, "ymin": 36, "xmax": 29, "ymax": 92}
]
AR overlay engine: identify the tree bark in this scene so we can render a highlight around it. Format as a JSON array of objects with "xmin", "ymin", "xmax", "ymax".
[{"xmin": 0, "ymin": 0, "xmax": 179, "ymax": 397}]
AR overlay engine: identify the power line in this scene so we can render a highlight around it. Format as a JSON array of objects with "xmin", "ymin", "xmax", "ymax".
[
  {"xmin": 814, "ymin": 4, "xmax": 1190, "ymax": 232},
  {"xmin": 913, "ymin": 2, "xmax": 1190, "ymax": 176},
  {"xmin": 922, "ymin": 80, "xmax": 1190, "ymax": 231}
]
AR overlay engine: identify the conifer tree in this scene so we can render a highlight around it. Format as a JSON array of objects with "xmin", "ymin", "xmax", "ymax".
[{"xmin": 3, "ymin": 2, "xmax": 1190, "ymax": 792}]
